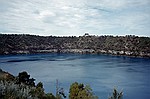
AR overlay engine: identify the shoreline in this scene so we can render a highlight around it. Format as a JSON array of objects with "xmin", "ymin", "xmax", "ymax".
[{"xmin": 1, "ymin": 49, "xmax": 150, "ymax": 58}]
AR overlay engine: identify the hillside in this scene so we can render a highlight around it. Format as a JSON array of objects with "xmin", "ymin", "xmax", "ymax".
[
  {"xmin": 0, "ymin": 69, "xmax": 15, "ymax": 81},
  {"xmin": 0, "ymin": 34, "xmax": 150, "ymax": 57}
]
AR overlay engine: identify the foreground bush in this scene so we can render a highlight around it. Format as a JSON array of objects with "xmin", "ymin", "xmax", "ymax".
[
  {"xmin": 108, "ymin": 88, "xmax": 123, "ymax": 99},
  {"xmin": 69, "ymin": 82, "xmax": 98, "ymax": 99},
  {"xmin": 0, "ymin": 70, "xmax": 123, "ymax": 99},
  {"xmin": 0, "ymin": 80, "xmax": 32, "ymax": 99},
  {"xmin": 0, "ymin": 70, "xmax": 57, "ymax": 99}
]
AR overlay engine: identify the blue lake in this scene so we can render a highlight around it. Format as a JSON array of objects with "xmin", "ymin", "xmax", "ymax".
[{"xmin": 0, "ymin": 53, "xmax": 150, "ymax": 99}]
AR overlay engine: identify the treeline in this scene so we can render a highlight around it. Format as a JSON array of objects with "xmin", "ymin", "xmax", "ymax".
[
  {"xmin": 0, "ymin": 34, "xmax": 150, "ymax": 57},
  {"xmin": 0, "ymin": 69, "xmax": 123, "ymax": 99}
]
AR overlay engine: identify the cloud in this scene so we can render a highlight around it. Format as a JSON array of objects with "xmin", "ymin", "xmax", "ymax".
[
  {"xmin": 117, "ymin": 13, "xmax": 150, "ymax": 33},
  {"xmin": 37, "ymin": 10, "xmax": 56, "ymax": 19},
  {"xmin": 0, "ymin": 0, "xmax": 150, "ymax": 36},
  {"xmin": 96, "ymin": 0, "xmax": 150, "ymax": 10}
]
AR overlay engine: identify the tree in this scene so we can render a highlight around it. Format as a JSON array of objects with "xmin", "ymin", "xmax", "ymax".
[
  {"xmin": 69, "ymin": 82, "xmax": 98, "ymax": 99},
  {"xmin": 55, "ymin": 79, "xmax": 66, "ymax": 99},
  {"xmin": 16, "ymin": 71, "xmax": 35, "ymax": 86},
  {"xmin": 18, "ymin": 71, "xmax": 30, "ymax": 83},
  {"xmin": 45, "ymin": 93, "xmax": 56, "ymax": 99},
  {"xmin": 29, "ymin": 82, "xmax": 45, "ymax": 98},
  {"xmin": 36, "ymin": 82, "xmax": 43, "ymax": 88},
  {"xmin": 29, "ymin": 82, "xmax": 57, "ymax": 99},
  {"xmin": 108, "ymin": 88, "xmax": 123, "ymax": 99}
]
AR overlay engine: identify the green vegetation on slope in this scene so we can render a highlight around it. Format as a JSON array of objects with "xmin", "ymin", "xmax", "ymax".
[
  {"xmin": 0, "ymin": 34, "xmax": 150, "ymax": 57},
  {"xmin": 0, "ymin": 69, "xmax": 59, "ymax": 99},
  {"xmin": 0, "ymin": 69, "xmax": 122, "ymax": 99}
]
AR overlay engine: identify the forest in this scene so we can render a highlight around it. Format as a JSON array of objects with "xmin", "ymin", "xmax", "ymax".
[{"xmin": 0, "ymin": 34, "xmax": 150, "ymax": 57}]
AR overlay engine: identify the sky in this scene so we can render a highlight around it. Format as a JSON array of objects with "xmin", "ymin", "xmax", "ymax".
[{"xmin": 0, "ymin": 0, "xmax": 150, "ymax": 36}]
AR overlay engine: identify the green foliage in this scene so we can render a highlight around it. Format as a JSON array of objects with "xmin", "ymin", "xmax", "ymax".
[
  {"xmin": 108, "ymin": 88, "xmax": 123, "ymax": 99},
  {"xmin": 18, "ymin": 71, "xmax": 30, "ymax": 82},
  {"xmin": 37, "ymin": 82, "xmax": 43, "ymax": 88},
  {"xmin": 0, "ymin": 69, "xmax": 15, "ymax": 81},
  {"xmin": 0, "ymin": 69, "xmax": 125, "ymax": 99},
  {"xmin": 0, "ymin": 34, "xmax": 150, "ymax": 57},
  {"xmin": 29, "ymin": 86, "xmax": 45, "ymax": 98},
  {"xmin": 16, "ymin": 71, "xmax": 35, "ymax": 86},
  {"xmin": 0, "ymin": 80, "xmax": 32, "ymax": 99},
  {"xmin": 29, "ymin": 82, "xmax": 58, "ymax": 99},
  {"xmin": 56, "ymin": 94, "xmax": 63, "ymax": 99},
  {"xmin": 45, "ymin": 93, "xmax": 57, "ymax": 99},
  {"xmin": 0, "ymin": 70, "xmax": 57, "ymax": 99},
  {"xmin": 69, "ymin": 82, "xmax": 98, "ymax": 99}
]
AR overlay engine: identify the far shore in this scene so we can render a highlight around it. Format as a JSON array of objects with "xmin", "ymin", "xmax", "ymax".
[{"xmin": 2, "ymin": 49, "xmax": 150, "ymax": 58}]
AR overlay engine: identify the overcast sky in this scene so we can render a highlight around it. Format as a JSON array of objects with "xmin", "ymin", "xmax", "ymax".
[{"xmin": 0, "ymin": 0, "xmax": 150, "ymax": 36}]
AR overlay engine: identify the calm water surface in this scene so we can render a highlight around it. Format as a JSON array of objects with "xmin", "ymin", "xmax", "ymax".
[{"xmin": 0, "ymin": 53, "xmax": 150, "ymax": 99}]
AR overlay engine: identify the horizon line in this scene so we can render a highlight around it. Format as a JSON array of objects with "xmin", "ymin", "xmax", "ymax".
[{"xmin": 0, "ymin": 32, "xmax": 149, "ymax": 37}]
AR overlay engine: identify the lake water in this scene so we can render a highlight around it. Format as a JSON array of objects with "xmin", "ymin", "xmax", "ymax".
[{"xmin": 0, "ymin": 53, "xmax": 150, "ymax": 99}]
